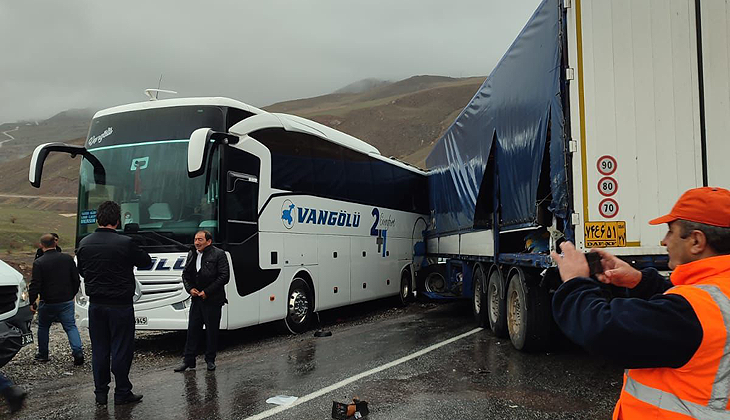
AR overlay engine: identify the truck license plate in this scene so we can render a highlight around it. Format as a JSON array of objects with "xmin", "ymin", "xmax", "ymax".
[
  {"xmin": 584, "ymin": 221, "xmax": 626, "ymax": 248},
  {"xmin": 134, "ymin": 316, "xmax": 148, "ymax": 326},
  {"xmin": 21, "ymin": 332, "xmax": 33, "ymax": 346}
]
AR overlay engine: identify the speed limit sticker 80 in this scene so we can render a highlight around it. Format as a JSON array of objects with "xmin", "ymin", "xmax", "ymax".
[{"xmin": 598, "ymin": 177, "xmax": 617, "ymax": 197}]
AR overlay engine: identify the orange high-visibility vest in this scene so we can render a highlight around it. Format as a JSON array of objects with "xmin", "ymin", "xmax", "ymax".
[{"xmin": 613, "ymin": 255, "xmax": 730, "ymax": 420}]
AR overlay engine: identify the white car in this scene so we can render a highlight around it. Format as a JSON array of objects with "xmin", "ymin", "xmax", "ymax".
[{"xmin": 0, "ymin": 260, "xmax": 33, "ymax": 350}]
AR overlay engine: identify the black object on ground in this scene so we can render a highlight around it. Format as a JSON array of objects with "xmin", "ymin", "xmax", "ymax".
[{"xmin": 332, "ymin": 398, "xmax": 369, "ymax": 419}]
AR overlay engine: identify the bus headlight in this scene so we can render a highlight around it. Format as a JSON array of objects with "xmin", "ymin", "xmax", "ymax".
[
  {"xmin": 76, "ymin": 291, "xmax": 88, "ymax": 307},
  {"xmin": 133, "ymin": 280, "xmax": 142, "ymax": 303}
]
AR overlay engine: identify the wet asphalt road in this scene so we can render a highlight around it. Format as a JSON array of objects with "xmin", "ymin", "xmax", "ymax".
[{"xmin": 8, "ymin": 300, "xmax": 622, "ymax": 419}]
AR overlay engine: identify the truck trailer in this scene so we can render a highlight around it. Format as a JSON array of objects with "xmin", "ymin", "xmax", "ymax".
[{"xmin": 419, "ymin": 0, "xmax": 730, "ymax": 350}]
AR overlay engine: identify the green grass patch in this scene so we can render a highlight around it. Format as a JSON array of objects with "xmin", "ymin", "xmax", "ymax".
[{"xmin": 0, "ymin": 205, "xmax": 76, "ymax": 254}]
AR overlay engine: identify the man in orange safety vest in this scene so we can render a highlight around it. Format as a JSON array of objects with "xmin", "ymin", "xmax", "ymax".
[{"xmin": 552, "ymin": 187, "xmax": 730, "ymax": 420}]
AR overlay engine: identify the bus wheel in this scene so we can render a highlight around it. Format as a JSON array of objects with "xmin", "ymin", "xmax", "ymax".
[
  {"xmin": 398, "ymin": 270, "xmax": 412, "ymax": 306},
  {"xmin": 472, "ymin": 264, "xmax": 488, "ymax": 327},
  {"xmin": 506, "ymin": 267, "xmax": 551, "ymax": 351},
  {"xmin": 487, "ymin": 265, "xmax": 508, "ymax": 338},
  {"xmin": 284, "ymin": 279, "xmax": 313, "ymax": 334}
]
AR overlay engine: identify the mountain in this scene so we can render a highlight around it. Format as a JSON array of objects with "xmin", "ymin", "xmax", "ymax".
[
  {"xmin": 0, "ymin": 108, "xmax": 96, "ymax": 163},
  {"xmin": 334, "ymin": 78, "xmax": 391, "ymax": 94},
  {"xmin": 0, "ymin": 75, "xmax": 485, "ymax": 206},
  {"xmin": 265, "ymin": 75, "xmax": 483, "ymax": 164}
]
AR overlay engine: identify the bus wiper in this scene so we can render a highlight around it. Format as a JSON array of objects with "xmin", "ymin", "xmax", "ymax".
[{"xmin": 123, "ymin": 224, "xmax": 191, "ymax": 251}]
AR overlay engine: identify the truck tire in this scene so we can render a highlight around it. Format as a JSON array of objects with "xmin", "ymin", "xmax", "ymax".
[
  {"xmin": 284, "ymin": 279, "xmax": 313, "ymax": 334},
  {"xmin": 487, "ymin": 265, "xmax": 508, "ymax": 338},
  {"xmin": 472, "ymin": 264, "xmax": 488, "ymax": 327},
  {"xmin": 506, "ymin": 267, "xmax": 551, "ymax": 351},
  {"xmin": 416, "ymin": 264, "xmax": 446, "ymax": 300}
]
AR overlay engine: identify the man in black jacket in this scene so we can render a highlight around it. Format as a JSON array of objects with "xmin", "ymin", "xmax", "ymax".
[
  {"xmin": 34, "ymin": 232, "xmax": 61, "ymax": 260},
  {"xmin": 174, "ymin": 230, "xmax": 229, "ymax": 372},
  {"xmin": 76, "ymin": 201, "xmax": 151, "ymax": 406},
  {"xmin": 30, "ymin": 233, "xmax": 83, "ymax": 365}
]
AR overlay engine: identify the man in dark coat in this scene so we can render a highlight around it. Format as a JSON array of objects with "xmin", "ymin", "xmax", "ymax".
[
  {"xmin": 30, "ymin": 233, "xmax": 83, "ymax": 365},
  {"xmin": 174, "ymin": 230, "xmax": 229, "ymax": 372},
  {"xmin": 76, "ymin": 201, "xmax": 151, "ymax": 406},
  {"xmin": 34, "ymin": 232, "xmax": 61, "ymax": 260}
]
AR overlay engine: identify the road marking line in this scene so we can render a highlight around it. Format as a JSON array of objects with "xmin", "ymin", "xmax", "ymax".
[{"xmin": 245, "ymin": 327, "xmax": 483, "ymax": 420}]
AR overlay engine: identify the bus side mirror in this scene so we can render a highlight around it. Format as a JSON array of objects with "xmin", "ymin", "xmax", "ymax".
[
  {"xmin": 188, "ymin": 128, "xmax": 212, "ymax": 178},
  {"xmin": 29, "ymin": 142, "xmax": 106, "ymax": 188}
]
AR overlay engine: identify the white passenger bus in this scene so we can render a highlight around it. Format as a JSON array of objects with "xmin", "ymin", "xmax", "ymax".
[{"xmin": 29, "ymin": 97, "xmax": 429, "ymax": 332}]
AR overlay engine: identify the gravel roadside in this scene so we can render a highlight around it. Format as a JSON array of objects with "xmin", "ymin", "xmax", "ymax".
[
  {"xmin": 2, "ymin": 296, "xmax": 433, "ymax": 399},
  {"xmin": 2, "ymin": 320, "xmax": 186, "ymax": 396}
]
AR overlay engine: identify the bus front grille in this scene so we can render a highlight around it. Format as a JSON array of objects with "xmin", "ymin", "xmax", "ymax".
[{"xmin": 137, "ymin": 278, "xmax": 184, "ymax": 305}]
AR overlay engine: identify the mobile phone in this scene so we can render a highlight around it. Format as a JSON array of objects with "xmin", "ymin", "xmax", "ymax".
[{"xmin": 585, "ymin": 252, "xmax": 603, "ymax": 277}]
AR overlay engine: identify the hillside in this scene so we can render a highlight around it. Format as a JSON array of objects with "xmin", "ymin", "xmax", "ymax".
[
  {"xmin": 0, "ymin": 108, "xmax": 95, "ymax": 163},
  {"xmin": 265, "ymin": 75, "xmax": 483, "ymax": 166},
  {"xmin": 0, "ymin": 75, "xmax": 485, "ymax": 204}
]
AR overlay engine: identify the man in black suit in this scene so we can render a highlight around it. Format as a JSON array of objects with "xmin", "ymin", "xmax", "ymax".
[
  {"xmin": 30, "ymin": 233, "xmax": 83, "ymax": 365},
  {"xmin": 34, "ymin": 232, "xmax": 61, "ymax": 260},
  {"xmin": 174, "ymin": 230, "xmax": 229, "ymax": 372},
  {"xmin": 76, "ymin": 201, "xmax": 151, "ymax": 406}
]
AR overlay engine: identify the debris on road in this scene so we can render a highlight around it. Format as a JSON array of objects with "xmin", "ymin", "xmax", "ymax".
[
  {"xmin": 265, "ymin": 395, "xmax": 298, "ymax": 405},
  {"xmin": 332, "ymin": 397, "xmax": 369, "ymax": 419}
]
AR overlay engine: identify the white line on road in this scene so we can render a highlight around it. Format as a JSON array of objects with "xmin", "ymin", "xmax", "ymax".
[{"xmin": 245, "ymin": 327, "xmax": 484, "ymax": 420}]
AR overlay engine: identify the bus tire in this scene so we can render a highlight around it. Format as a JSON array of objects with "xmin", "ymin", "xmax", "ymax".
[
  {"xmin": 284, "ymin": 278, "xmax": 313, "ymax": 334},
  {"xmin": 398, "ymin": 270, "xmax": 412, "ymax": 306},
  {"xmin": 506, "ymin": 267, "xmax": 551, "ymax": 351},
  {"xmin": 472, "ymin": 264, "xmax": 488, "ymax": 327},
  {"xmin": 487, "ymin": 265, "xmax": 508, "ymax": 338}
]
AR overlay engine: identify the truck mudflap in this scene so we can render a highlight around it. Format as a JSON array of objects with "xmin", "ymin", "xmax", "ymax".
[{"xmin": 0, "ymin": 305, "xmax": 34, "ymax": 368}]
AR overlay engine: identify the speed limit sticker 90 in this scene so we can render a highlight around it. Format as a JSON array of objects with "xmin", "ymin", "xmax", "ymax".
[
  {"xmin": 597, "ymin": 155, "xmax": 617, "ymax": 176},
  {"xmin": 597, "ymin": 177, "xmax": 617, "ymax": 197},
  {"xmin": 598, "ymin": 198, "xmax": 619, "ymax": 218}
]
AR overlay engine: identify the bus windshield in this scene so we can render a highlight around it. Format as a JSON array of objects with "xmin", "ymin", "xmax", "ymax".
[{"xmin": 77, "ymin": 106, "xmax": 225, "ymax": 249}]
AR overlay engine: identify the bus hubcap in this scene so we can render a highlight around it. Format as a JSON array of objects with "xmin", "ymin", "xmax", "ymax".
[{"xmin": 289, "ymin": 290, "xmax": 309, "ymax": 324}]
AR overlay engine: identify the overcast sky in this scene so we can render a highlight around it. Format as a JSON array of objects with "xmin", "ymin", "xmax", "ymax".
[{"xmin": 0, "ymin": 0, "xmax": 542, "ymax": 123}]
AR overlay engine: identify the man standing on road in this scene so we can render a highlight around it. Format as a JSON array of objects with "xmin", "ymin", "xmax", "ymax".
[
  {"xmin": 551, "ymin": 187, "xmax": 730, "ymax": 420},
  {"xmin": 76, "ymin": 201, "xmax": 151, "ymax": 406},
  {"xmin": 174, "ymin": 230, "xmax": 229, "ymax": 372},
  {"xmin": 29, "ymin": 233, "xmax": 83, "ymax": 365},
  {"xmin": 34, "ymin": 232, "xmax": 61, "ymax": 260}
]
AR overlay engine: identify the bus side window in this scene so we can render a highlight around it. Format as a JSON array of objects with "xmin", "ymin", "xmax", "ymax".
[
  {"xmin": 225, "ymin": 148, "xmax": 260, "ymax": 223},
  {"xmin": 252, "ymin": 129, "xmax": 314, "ymax": 194},
  {"xmin": 310, "ymin": 136, "xmax": 346, "ymax": 199}
]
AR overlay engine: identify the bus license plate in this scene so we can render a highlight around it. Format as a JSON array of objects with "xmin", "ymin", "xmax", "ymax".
[
  {"xmin": 134, "ymin": 316, "xmax": 148, "ymax": 326},
  {"xmin": 584, "ymin": 221, "xmax": 626, "ymax": 248},
  {"xmin": 21, "ymin": 332, "xmax": 33, "ymax": 346}
]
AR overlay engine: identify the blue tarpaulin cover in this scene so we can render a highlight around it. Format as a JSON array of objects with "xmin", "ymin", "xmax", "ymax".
[{"xmin": 426, "ymin": 0, "xmax": 568, "ymax": 235}]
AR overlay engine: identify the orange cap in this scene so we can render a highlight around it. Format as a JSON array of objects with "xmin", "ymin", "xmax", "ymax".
[{"xmin": 649, "ymin": 187, "xmax": 730, "ymax": 227}]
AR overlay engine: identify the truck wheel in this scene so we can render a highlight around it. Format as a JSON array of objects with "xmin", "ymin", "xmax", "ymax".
[
  {"xmin": 416, "ymin": 264, "xmax": 446, "ymax": 300},
  {"xmin": 472, "ymin": 264, "xmax": 488, "ymax": 327},
  {"xmin": 506, "ymin": 268, "xmax": 551, "ymax": 351},
  {"xmin": 487, "ymin": 265, "xmax": 508, "ymax": 338},
  {"xmin": 398, "ymin": 270, "xmax": 412, "ymax": 306},
  {"xmin": 284, "ymin": 279, "xmax": 313, "ymax": 334}
]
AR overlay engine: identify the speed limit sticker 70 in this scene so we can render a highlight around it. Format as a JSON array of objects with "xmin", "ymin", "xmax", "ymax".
[{"xmin": 599, "ymin": 198, "xmax": 619, "ymax": 218}]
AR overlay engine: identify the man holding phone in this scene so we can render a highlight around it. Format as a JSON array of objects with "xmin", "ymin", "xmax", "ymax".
[{"xmin": 551, "ymin": 187, "xmax": 730, "ymax": 420}]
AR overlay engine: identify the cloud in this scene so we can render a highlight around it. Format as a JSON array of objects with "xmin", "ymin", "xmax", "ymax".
[{"xmin": 0, "ymin": 0, "xmax": 541, "ymax": 123}]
